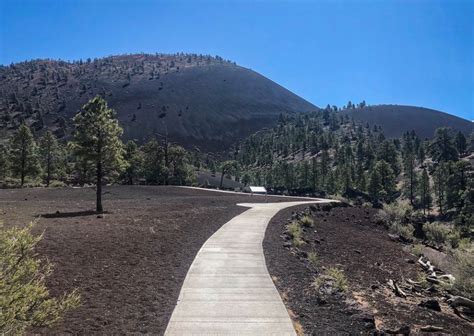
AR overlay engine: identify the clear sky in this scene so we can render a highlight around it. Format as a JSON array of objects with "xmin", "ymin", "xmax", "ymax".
[{"xmin": 0, "ymin": 0, "xmax": 472, "ymax": 120}]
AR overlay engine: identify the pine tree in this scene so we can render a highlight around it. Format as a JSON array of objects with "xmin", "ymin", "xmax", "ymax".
[
  {"xmin": 368, "ymin": 167, "xmax": 382, "ymax": 202},
  {"xmin": 455, "ymin": 131, "xmax": 467, "ymax": 156},
  {"xmin": 10, "ymin": 123, "xmax": 41, "ymax": 186},
  {"xmin": 403, "ymin": 152, "xmax": 417, "ymax": 206},
  {"xmin": 39, "ymin": 131, "xmax": 63, "ymax": 187},
  {"xmin": 123, "ymin": 140, "xmax": 143, "ymax": 185},
  {"xmin": 0, "ymin": 143, "xmax": 9, "ymax": 180},
  {"xmin": 430, "ymin": 128, "xmax": 458, "ymax": 163},
  {"xmin": 433, "ymin": 162, "xmax": 448, "ymax": 216},
  {"xmin": 72, "ymin": 96, "xmax": 125, "ymax": 212},
  {"xmin": 418, "ymin": 168, "xmax": 432, "ymax": 215},
  {"xmin": 219, "ymin": 160, "xmax": 238, "ymax": 189}
]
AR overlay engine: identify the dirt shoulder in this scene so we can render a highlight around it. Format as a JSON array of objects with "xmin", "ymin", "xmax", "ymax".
[
  {"xmin": 263, "ymin": 205, "xmax": 473, "ymax": 335},
  {"xmin": 1, "ymin": 186, "xmax": 301, "ymax": 335}
]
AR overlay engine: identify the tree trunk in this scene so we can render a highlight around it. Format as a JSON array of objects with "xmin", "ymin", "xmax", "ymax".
[
  {"xmin": 46, "ymin": 156, "xmax": 51, "ymax": 187},
  {"xmin": 219, "ymin": 171, "xmax": 225, "ymax": 189},
  {"xmin": 96, "ymin": 160, "xmax": 103, "ymax": 213}
]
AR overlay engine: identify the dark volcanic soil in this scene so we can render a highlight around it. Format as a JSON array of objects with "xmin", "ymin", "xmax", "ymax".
[
  {"xmin": 1, "ymin": 186, "xmax": 299, "ymax": 335},
  {"xmin": 263, "ymin": 205, "xmax": 474, "ymax": 335}
]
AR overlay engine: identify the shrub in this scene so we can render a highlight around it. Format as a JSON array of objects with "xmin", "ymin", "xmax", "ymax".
[
  {"xmin": 49, "ymin": 180, "xmax": 67, "ymax": 188},
  {"xmin": 452, "ymin": 250, "xmax": 474, "ymax": 299},
  {"xmin": 313, "ymin": 267, "xmax": 349, "ymax": 293},
  {"xmin": 0, "ymin": 222, "xmax": 80, "ymax": 334},
  {"xmin": 299, "ymin": 215, "xmax": 314, "ymax": 228},
  {"xmin": 390, "ymin": 222, "xmax": 414, "ymax": 239},
  {"xmin": 411, "ymin": 244, "xmax": 424, "ymax": 257},
  {"xmin": 308, "ymin": 251, "xmax": 318, "ymax": 266},
  {"xmin": 423, "ymin": 222, "xmax": 451, "ymax": 245},
  {"xmin": 374, "ymin": 200, "xmax": 412, "ymax": 227},
  {"xmin": 326, "ymin": 267, "xmax": 349, "ymax": 292},
  {"xmin": 287, "ymin": 221, "xmax": 304, "ymax": 247}
]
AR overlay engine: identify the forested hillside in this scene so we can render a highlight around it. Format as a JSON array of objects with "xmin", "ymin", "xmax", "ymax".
[
  {"xmin": 0, "ymin": 54, "xmax": 316, "ymax": 150},
  {"xmin": 227, "ymin": 108, "xmax": 473, "ymax": 234}
]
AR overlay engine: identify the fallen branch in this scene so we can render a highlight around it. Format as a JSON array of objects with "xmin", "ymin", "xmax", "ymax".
[
  {"xmin": 387, "ymin": 279, "xmax": 407, "ymax": 298},
  {"xmin": 448, "ymin": 296, "xmax": 474, "ymax": 310},
  {"xmin": 420, "ymin": 325, "xmax": 444, "ymax": 332}
]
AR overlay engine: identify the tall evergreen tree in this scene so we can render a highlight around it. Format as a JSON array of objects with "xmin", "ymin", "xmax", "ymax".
[
  {"xmin": 455, "ymin": 131, "xmax": 467, "ymax": 156},
  {"xmin": 433, "ymin": 162, "xmax": 448, "ymax": 216},
  {"xmin": 418, "ymin": 168, "xmax": 432, "ymax": 215},
  {"xmin": 403, "ymin": 153, "xmax": 417, "ymax": 206},
  {"xmin": 430, "ymin": 128, "xmax": 458, "ymax": 163},
  {"xmin": 39, "ymin": 130, "xmax": 63, "ymax": 187},
  {"xmin": 10, "ymin": 123, "xmax": 40, "ymax": 186},
  {"xmin": 72, "ymin": 96, "xmax": 125, "ymax": 213},
  {"xmin": 0, "ymin": 143, "xmax": 9, "ymax": 180},
  {"xmin": 368, "ymin": 166, "xmax": 382, "ymax": 202},
  {"xmin": 123, "ymin": 140, "xmax": 143, "ymax": 185}
]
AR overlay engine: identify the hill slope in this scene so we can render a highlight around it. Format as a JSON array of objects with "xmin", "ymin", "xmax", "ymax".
[
  {"xmin": 0, "ymin": 54, "xmax": 317, "ymax": 150},
  {"xmin": 341, "ymin": 105, "xmax": 472, "ymax": 139}
]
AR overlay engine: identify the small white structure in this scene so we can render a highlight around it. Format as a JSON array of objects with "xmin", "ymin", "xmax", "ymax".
[{"xmin": 244, "ymin": 186, "xmax": 267, "ymax": 194}]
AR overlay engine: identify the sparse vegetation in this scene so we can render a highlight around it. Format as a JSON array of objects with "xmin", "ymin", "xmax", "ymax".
[
  {"xmin": 308, "ymin": 251, "xmax": 318, "ymax": 266},
  {"xmin": 299, "ymin": 215, "xmax": 314, "ymax": 227},
  {"xmin": 423, "ymin": 222, "xmax": 451, "ymax": 245},
  {"xmin": 287, "ymin": 221, "xmax": 304, "ymax": 247},
  {"xmin": 313, "ymin": 267, "xmax": 349, "ymax": 293}
]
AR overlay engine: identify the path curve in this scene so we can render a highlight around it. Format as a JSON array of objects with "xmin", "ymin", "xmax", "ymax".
[{"xmin": 165, "ymin": 200, "xmax": 335, "ymax": 335}]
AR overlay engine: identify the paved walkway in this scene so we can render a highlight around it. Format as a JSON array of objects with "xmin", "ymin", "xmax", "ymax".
[{"xmin": 165, "ymin": 200, "xmax": 334, "ymax": 335}]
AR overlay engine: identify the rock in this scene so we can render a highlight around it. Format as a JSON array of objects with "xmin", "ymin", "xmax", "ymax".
[
  {"xmin": 354, "ymin": 250, "xmax": 361, "ymax": 254},
  {"xmin": 298, "ymin": 251, "xmax": 308, "ymax": 258},
  {"xmin": 406, "ymin": 259, "xmax": 415, "ymax": 264},
  {"xmin": 352, "ymin": 312, "xmax": 375, "ymax": 324},
  {"xmin": 97, "ymin": 214, "xmax": 104, "ymax": 219},
  {"xmin": 419, "ymin": 299, "xmax": 441, "ymax": 311},
  {"xmin": 385, "ymin": 325, "xmax": 411, "ymax": 335},
  {"xmin": 283, "ymin": 242, "xmax": 291, "ymax": 248},
  {"xmin": 371, "ymin": 283, "xmax": 380, "ymax": 290},
  {"xmin": 55, "ymin": 210, "xmax": 60, "ymax": 214}
]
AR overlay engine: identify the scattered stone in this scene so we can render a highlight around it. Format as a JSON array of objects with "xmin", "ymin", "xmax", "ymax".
[
  {"xmin": 55, "ymin": 210, "xmax": 60, "ymax": 214},
  {"xmin": 371, "ymin": 283, "xmax": 380, "ymax": 290},
  {"xmin": 419, "ymin": 299, "xmax": 441, "ymax": 311},
  {"xmin": 354, "ymin": 249, "xmax": 361, "ymax": 254},
  {"xmin": 298, "ymin": 251, "xmax": 308, "ymax": 258},
  {"xmin": 385, "ymin": 325, "xmax": 411, "ymax": 334},
  {"xmin": 406, "ymin": 259, "xmax": 415, "ymax": 264},
  {"xmin": 97, "ymin": 214, "xmax": 103, "ymax": 219},
  {"xmin": 283, "ymin": 242, "xmax": 292, "ymax": 248}
]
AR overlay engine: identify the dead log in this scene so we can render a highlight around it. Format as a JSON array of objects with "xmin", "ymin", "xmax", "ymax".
[
  {"xmin": 420, "ymin": 325, "xmax": 444, "ymax": 332},
  {"xmin": 448, "ymin": 296, "xmax": 474, "ymax": 310},
  {"xmin": 387, "ymin": 279, "xmax": 407, "ymax": 298}
]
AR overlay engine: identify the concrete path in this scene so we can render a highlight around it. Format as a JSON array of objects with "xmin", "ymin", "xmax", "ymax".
[{"xmin": 165, "ymin": 200, "xmax": 334, "ymax": 335}]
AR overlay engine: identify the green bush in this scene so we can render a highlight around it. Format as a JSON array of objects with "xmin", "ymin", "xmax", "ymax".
[
  {"xmin": 423, "ymin": 222, "xmax": 451, "ymax": 245},
  {"xmin": 411, "ymin": 244, "xmax": 424, "ymax": 257},
  {"xmin": 374, "ymin": 201, "xmax": 412, "ymax": 227},
  {"xmin": 308, "ymin": 251, "xmax": 318, "ymax": 266},
  {"xmin": 0, "ymin": 223, "xmax": 80, "ymax": 334},
  {"xmin": 390, "ymin": 222, "xmax": 414, "ymax": 239},
  {"xmin": 452, "ymin": 250, "xmax": 474, "ymax": 299},
  {"xmin": 299, "ymin": 215, "xmax": 314, "ymax": 228},
  {"xmin": 287, "ymin": 221, "xmax": 304, "ymax": 247},
  {"xmin": 313, "ymin": 267, "xmax": 349, "ymax": 293}
]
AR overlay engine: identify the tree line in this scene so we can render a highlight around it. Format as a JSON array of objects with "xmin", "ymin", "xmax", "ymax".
[
  {"xmin": 227, "ymin": 109, "xmax": 473, "ymax": 235},
  {"xmin": 0, "ymin": 96, "xmax": 195, "ymax": 211}
]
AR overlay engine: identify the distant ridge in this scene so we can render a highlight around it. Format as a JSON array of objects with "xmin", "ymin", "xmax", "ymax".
[{"xmin": 340, "ymin": 104, "xmax": 473, "ymax": 138}]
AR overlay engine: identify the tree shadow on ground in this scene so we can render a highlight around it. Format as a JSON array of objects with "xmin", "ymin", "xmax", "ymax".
[{"xmin": 38, "ymin": 210, "xmax": 111, "ymax": 218}]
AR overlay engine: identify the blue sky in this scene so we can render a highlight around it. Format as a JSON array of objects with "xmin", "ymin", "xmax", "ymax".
[{"xmin": 0, "ymin": 0, "xmax": 472, "ymax": 120}]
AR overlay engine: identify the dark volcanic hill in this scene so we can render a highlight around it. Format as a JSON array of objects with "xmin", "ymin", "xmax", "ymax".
[
  {"xmin": 341, "ymin": 105, "xmax": 472, "ymax": 139},
  {"xmin": 0, "ymin": 54, "xmax": 317, "ymax": 150}
]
